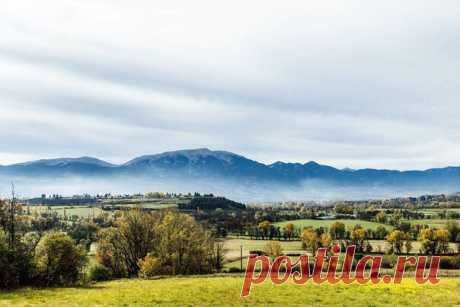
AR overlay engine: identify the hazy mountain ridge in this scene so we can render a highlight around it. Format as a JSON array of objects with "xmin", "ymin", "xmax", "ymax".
[{"xmin": 1, "ymin": 148, "xmax": 460, "ymax": 188}]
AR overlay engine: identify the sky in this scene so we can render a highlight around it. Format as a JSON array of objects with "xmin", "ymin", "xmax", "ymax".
[{"xmin": 1, "ymin": 0, "xmax": 460, "ymax": 170}]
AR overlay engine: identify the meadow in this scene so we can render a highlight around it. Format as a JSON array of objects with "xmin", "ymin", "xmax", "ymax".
[
  {"xmin": 0, "ymin": 276, "xmax": 458, "ymax": 306},
  {"xmin": 224, "ymin": 239, "xmax": 304, "ymax": 260},
  {"xmin": 403, "ymin": 219, "xmax": 457, "ymax": 228},
  {"xmin": 25, "ymin": 205, "xmax": 104, "ymax": 218},
  {"xmin": 223, "ymin": 238, "xmax": 458, "ymax": 270},
  {"xmin": 24, "ymin": 202, "xmax": 177, "ymax": 218},
  {"xmin": 275, "ymin": 219, "xmax": 393, "ymax": 231}
]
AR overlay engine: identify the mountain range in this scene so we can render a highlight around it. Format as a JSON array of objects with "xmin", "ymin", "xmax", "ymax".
[
  {"xmin": 0, "ymin": 148, "xmax": 460, "ymax": 202},
  {"xmin": 1, "ymin": 148, "xmax": 460, "ymax": 190}
]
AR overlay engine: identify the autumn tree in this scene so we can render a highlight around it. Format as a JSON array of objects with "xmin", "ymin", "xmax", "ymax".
[
  {"xmin": 258, "ymin": 221, "xmax": 272, "ymax": 240},
  {"xmin": 419, "ymin": 228, "xmax": 450, "ymax": 255},
  {"xmin": 436, "ymin": 229, "xmax": 450, "ymax": 254},
  {"xmin": 97, "ymin": 209, "xmax": 223, "ymax": 277},
  {"xmin": 329, "ymin": 222, "xmax": 346, "ymax": 240},
  {"xmin": 350, "ymin": 227, "xmax": 367, "ymax": 253},
  {"xmin": 283, "ymin": 223, "xmax": 295, "ymax": 240},
  {"xmin": 155, "ymin": 211, "xmax": 220, "ymax": 274},
  {"xmin": 376, "ymin": 211, "xmax": 387, "ymax": 224},
  {"xmin": 301, "ymin": 228, "xmax": 319, "ymax": 254},
  {"xmin": 264, "ymin": 241, "xmax": 283, "ymax": 258},
  {"xmin": 386, "ymin": 230, "xmax": 411, "ymax": 254}
]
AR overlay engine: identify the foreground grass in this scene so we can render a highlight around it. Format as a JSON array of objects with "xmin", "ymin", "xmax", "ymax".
[{"xmin": 1, "ymin": 276, "xmax": 459, "ymax": 306}]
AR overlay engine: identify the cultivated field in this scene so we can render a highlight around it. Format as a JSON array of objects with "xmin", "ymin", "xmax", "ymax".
[
  {"xmin": 275, "ymin": 219, "xmax": 394, "ymax": 231},
  {"xmin": 0, "ymin": 276, "xmax": 458, "ymax": 306},
  {"xmin": 403, "ymin": 219, "xmax": 458, "ymax": 228},
  {"xmin": 224, "ymin": 239, "xmax": 304, "ymax": 260},
  {"xmin": 23, "ymin": 201, "xmax": 177, "ymax": 218},
  {"xmin": 223, "ymin": 238, "xmax": 459, "ymax": 269},
  {"xmin": 25, "ymin": 205, "xmax": 104, "ymax": 218}
]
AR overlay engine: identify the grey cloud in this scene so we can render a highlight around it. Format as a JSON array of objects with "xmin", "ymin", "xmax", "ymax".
[{"xmin": 0, "ymin": 0, "xmax": 460, "ymax": 170}]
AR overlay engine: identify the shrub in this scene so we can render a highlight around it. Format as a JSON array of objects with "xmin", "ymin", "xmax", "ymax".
[
  {"xmin": 228, "ymin": 267, "xmax": 242, "ymax": 273},
  {"xmin": 264, "ymin": 241, "xmax": 283, "ymax": 258},
  {"xmin": 381, "ymin": 254, "xmax": 398, "ymax": 269},
  {"xmin": 248, "ymin": 250, "xmax": 266, "ymax": 256},
  {"xmin": 88, "ymin": 264, "xmax": 112, "ymax": 281},
  {"xmin": 138, "ymin": 254, "xmax": 162, "ymax": 279},
  {"xmin": 0, "ymin": 231, "xmax": 34, "ymax": 289},
  {"xmin": 439, "ymin": 255, "xmax": 460, "ymax": 269},
  {"xmin": 96, "ymin": 228, "xmax": 127, "ymax": 278},
  {"xmin": 35, "ymin": 232, "xmax": 87, "ymax": 286}
]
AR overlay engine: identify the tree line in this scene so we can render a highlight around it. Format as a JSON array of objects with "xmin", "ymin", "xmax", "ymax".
[{"xmin": 0, "ymin": 197, "xmax": 223, "ymax": 288}]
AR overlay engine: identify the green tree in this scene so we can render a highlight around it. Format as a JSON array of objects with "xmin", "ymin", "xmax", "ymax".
[
  {"xmin": 35, "ymin": 232, "xmax": 86, "ymax": 286},
  {"xmin": 283, "ymin": 223, "xmax": 295, "ymax": 240},
  {"xmin": 375, "ymin": 226, "xmax": 389, "ymax": 240},
  {"xmin": 447, "ymin": 221, "xmax": 460, "ymax": 242},
  {"xmin": 258, "ymin": 221, "xmax": 272, "ymax": 240},
  {"xmin": 350, "ymin": 227, "xmax": 367, "ymax": 253},
  {"xmin": 329, "ymin": 222, "xmax": 346, "ymax": 240},
  {"xmin": 376, "ymin": 211, "xmax": 387, "ymax": 223}
]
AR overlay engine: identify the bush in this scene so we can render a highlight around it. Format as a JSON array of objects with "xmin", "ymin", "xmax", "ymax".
[
  {"xmin": 35, "ymin": 232, "xmax": 87, "ymax": 286},
  {"xmin": 88, "ymin": 264, "xmax": 112, "ymax": 281},
  {"xmin": 96, "ymin": 228, "xmax": 127, "ymax": 278},
  {"xmin": 228, "ymin": 267, "xmax": 242, "ymax": 273},
  {"xmin": 138, "ymin": 254, "xmax": 162, "ymax": 279},
  {"xmin": 439, "ymin": 255, "xmax": 460, "ymax": 269},
  {"xmin": 381, "ymin": 254, "xmax": 398, "ymax": 269},
  {"xmin": 249, "ymin": 250, "xmax": 267, "ymax": 256},
  {"xmin": 0, "ymin": 231, "xmax": 34, "ymax": 289},
  {"xmin": 264, "ymin": 241, "xmax": 283, "ymax": 258}
]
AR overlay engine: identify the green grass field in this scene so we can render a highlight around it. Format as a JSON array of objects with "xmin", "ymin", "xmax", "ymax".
[
  {"xmin": 403, "ymin": 219, "xmax": 458, "ymax": 228},
  {"xmin": 223, "ymin": 238, "xmax": 458, "ymax": 266},
  {"xmin": 275, "ymin": 219, "xmax": 393, "ymax": 231},
  {"xmin": 25, "ymin": 206, "xmax": 104, "ymax": 218},
  {"xmin": 415, "ymin": 208, "xmax": 460, "ymax": 214},
  {"xmin": 224, "ymin": 239, "xmax": 303, "ymax": 260},
  {"xmin": 24, "ymin": 202, "xmax": 177, "ymax": 218},
  {"xmin": 0, "ymin": 276, "xmax": 458, "ymax": 306}
]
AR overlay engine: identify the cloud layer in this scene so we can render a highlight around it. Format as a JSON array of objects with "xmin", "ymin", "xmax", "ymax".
[{"xmin": 1, "ymin": 0, "xmax": 460, "ymax": 170}]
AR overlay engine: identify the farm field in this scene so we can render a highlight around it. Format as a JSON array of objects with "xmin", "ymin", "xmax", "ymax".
[
  {"xmin": 24, "ymin": 202, "xmax": 177, "ymax": 218},
  {"xmin": 403, "ymin": 219, "xmax": 459, "ymax": 228},
  {"xmin": 0, "ymin": 276, "xmax": 458, "ymax": 306},
  {"xmin": 223, "ymin": 238, "xmax": 458, "ymax": 266},
  {"xmin": 25, "ymin": 205, "xmax": 104, "ymax": 218},
  {"xmin": 275, "ymin": 219, "xmax": 393, "ymax": 231},
  {"xmin": 414, "ymin": 208, "xmax": 460, "ymax": 216},
  {"xmin": 224, "ymin": 239, "xmax": 303, "ymax": 260},
  {"xmin": 113, "ymin": 203, "xmax": 177, "ymax": 209}
]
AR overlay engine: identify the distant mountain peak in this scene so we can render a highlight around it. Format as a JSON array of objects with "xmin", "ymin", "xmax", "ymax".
[
  {"xmin": 123, "ymin": 148, "xmax": 243, "ymax": 166},
  {"xmin": 12, "ymin": 157, "xmax": 116, "ymax": 168},
  {"xmin": 3, "ymin": 149, "xmax": 460, "ymax": 196}
]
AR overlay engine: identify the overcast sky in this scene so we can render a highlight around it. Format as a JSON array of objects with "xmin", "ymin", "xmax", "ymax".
[{"xmin": 1, "ymin": 1, "xmax": 460, "ymax": 170}]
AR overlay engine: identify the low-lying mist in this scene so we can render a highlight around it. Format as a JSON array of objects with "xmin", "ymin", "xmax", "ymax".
[{"xmin": 0, "ymin": 175, "xmax": 457, "ymax": 203}]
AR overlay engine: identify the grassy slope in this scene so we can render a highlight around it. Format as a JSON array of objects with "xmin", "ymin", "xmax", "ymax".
[
  {"xmin": 275, "ymin": 219, "xmax": 394, "ymax": 231},
  {"xmin": 0, "ymin": 276, "xmax": 459, "ymax": 306}
]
